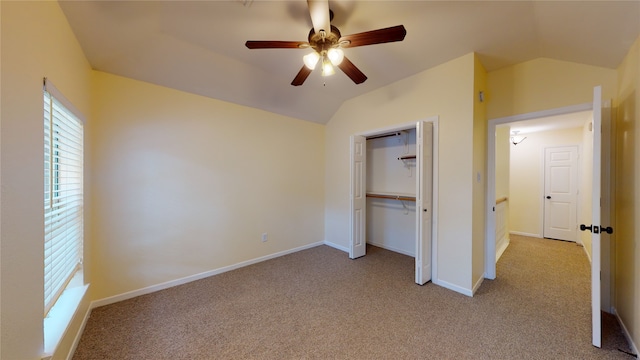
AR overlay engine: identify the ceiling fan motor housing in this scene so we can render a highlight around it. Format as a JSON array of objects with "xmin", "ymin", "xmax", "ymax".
[{"xmin": 307, "ymin": 25, "xmax": 343, "ymax": 55}]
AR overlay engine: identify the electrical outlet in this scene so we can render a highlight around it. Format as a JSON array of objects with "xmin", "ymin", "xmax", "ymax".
[{"xmin": 261, "ymin": 233, "xmax": 268, "ymax": 242}]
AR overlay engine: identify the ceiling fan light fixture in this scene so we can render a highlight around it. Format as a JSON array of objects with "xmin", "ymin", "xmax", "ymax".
[
  {"xmin": 303, "ymin": 51, "xmax": 320, "ymax": 69},
  {"xmin": 327, "ymin": 48, "xmax": 344, "ymax": 66},
  {"xmin": 321, "ymin": 57, "xmax": 335, "ymax": 76}
]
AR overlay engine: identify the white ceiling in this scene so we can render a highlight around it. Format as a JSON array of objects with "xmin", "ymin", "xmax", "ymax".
[{"xmin": 59, "ymin": 1, "xmax": 640, "ymax": 124}]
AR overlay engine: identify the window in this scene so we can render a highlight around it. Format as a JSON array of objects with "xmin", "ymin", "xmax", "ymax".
[{"xmin": 43, "ymin": 80, "xmax": 84, "ymax": 315}]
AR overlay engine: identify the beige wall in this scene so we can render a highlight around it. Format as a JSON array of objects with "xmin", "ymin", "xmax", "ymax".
[
  {"xmin": 324, "ymin": 53, "xmax": 477, "ymax": 293},
  {"xmin": 472, "ymin": 55, "xmax": 487, "ymax": 287},
  {"xmin": 488, "ymin": 58, "xmax": 617, "ymax": 120},
  {"xmin": 89, "ymin": 71, "xmax": 325, "ymax": 300},
  {"xmin": 508, "ymin": 127, "xmax": 584, "ymax": 237},
  {"xmin": 615, "ymin": 35, "xmax": 640, "ymax": 353},
  {"xmin": 0, "ymin": 2, "xmax": 93, "ymax": 359}
]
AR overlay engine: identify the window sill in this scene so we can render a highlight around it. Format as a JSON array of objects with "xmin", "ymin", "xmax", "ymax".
[{"xmin": 43, "ymin": 271, "xmax": 89, "ymax": 359}]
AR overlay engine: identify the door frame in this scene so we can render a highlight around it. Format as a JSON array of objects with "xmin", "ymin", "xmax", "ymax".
[
  {"xmin": 485, "ymin": 94, "xmax": 612, "ymax": 347},
  {"xmin": 485, "ymin": 102, "xmax": 592, "ymax": 279},
  {"xmin": 351, "ymin": 117, "xmax": 439, "ymax": 283}
]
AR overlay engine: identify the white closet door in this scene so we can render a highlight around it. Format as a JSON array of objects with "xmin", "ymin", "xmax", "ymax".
[
  {"xmin": 415, "ymin": 121, "xmax": 433, "ymax": 284},
  {"xmin": 350, "ymin": 135, "xmax": 367, "ymax": 259}
]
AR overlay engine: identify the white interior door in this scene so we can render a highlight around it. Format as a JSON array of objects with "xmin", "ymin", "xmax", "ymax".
[
  {"xmin": 589, "ymin": 86, "xmax": 603, "ymax": 348},
  {"xmin": 415, "ymin": 121, "xmax": 433, "ymax": 285},
  {"xmin": 543, "ymin": 146, "xmax": 578, "ymax": 241},
  {"xmin": 350, "ymin": 135, "xmax": 367, "ymax": 259}
]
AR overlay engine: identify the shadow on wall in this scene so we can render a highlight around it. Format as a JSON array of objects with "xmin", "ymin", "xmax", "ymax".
[{"xmin": 615, "ymin": 89, "xmax": 635, "ymax": 336}]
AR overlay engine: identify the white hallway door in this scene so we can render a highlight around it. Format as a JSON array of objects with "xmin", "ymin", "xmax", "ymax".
[{"xmin": 543, "ymin": 146, "xmax": 578, "ymax": 242}]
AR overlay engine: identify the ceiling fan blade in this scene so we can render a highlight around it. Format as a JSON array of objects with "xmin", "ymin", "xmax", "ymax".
[
  {"xmin": 340, "ymin": 25, "xmax": 407, "ymax": 48},
  {"xmin": 307, "ymin": 0, "xmax": 331, "ymax": 34},
  {"xmin": 291, "ymin": 66, "xmax": 313, "ymax": 86},
  {"xmin": 337, "ymin": 56, "xmax": 367, "ymax": 84},
  {"xmin": 245, "ymin": 41, "xmax": 308, "ymax": 49}
]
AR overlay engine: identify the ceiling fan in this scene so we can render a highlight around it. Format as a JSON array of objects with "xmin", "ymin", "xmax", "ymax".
[{"xmin": 245, "ymin": 0, "xmax": 406, "ymax": 86}]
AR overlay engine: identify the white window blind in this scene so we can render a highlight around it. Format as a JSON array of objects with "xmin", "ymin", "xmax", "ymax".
[{"xmin": 43, "ymin": 80, "xmax": 84, "ymax": 315}]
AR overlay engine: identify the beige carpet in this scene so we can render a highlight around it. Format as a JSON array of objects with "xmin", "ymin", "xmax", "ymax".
[{"xmin": 73, "ymin": 235, "xmax": 634, "ymax": 359}]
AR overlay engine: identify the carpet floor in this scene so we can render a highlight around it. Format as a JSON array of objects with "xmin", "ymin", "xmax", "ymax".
[{"xmin": 72, "ymin": 235, "xmax": 635, "ymax": 359}]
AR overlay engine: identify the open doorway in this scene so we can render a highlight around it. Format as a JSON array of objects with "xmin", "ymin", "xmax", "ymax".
[
  {"xmin": 486, "ymin": 102, "xmax": 594, "ymax": 278},
  {"xmin": 497, "ymin": 110, "xmax": 593, "ymax": 248},
  {"xmin": 486, "ymin": 87, "xmax": 614, "ymax": 348}
]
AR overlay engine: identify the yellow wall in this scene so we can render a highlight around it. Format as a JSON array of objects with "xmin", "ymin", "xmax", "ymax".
[
  {"xmin": 0, "ymin": 1, "xmax": 93, "ymax": 358},
  {"xmin": 89, "ymin": 71, "xmax": 325, "ymax": 300},
  {"xmin": 488, "ymin": 58, "xmax": 617, "ymax": 120},
  {"xmin": 615, "ymin": 35, "xmax": 640, "ymax": 353},
  {"xmin": 324, "ymin": 53, "xmax": 477, "ymax": 293},
  {"xmin": 508, "ymin": 127, "xmax": 584, "ymax": 237},
  {"xmin": 472, "ymin": 55, "xmax": 487, "ymax": 287}
]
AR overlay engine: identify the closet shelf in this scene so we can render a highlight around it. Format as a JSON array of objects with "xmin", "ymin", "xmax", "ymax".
[
  {"xmin": 367, "ymin": 131, "xmax": 405, "ymax": 140},
  {"xmin": 397, "ymin": 155, "xmax": 416, "ymax": 160},
  {"xmin": 366, "ymin": 193, "xmax": 416, "ymax": 201}
]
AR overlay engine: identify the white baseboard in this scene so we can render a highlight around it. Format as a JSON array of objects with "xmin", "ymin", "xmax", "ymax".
[
  {"xmin": 509, "ymin": 231, "xmax": 542, "ymax": 238},
  {"xmin": 613, "ymin": 307, "xmax": 639, "ymax": 356},
  {"xmin": 366, "ymin": 241, "xmax": 415, "ymax": 257},
  {"xmin": 432, "ymin": 278, "xmax": 473, "ymax": 297},
  {"xmin": 496, "ymin": 237, "xmax": 510, "ymax": 261},
  {"xmin": 472, "ymin": 276, "xmax": 484, "ymax": 296},
  {"xmin": 91, "ymin": 241, "xmax": 324, "ymax": 309},
  {"xmin": 323, "ymin": 240, "xmax": 349, "ymax": 253},
  {"xmin": 582, "ymin": 244, "xmax": 592, "ymax": 263}
]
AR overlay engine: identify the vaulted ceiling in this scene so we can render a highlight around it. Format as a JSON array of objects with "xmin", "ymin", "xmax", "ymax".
[{"xmin": 59, "ymin": 1, "xmax": 640, "ymax": 124}]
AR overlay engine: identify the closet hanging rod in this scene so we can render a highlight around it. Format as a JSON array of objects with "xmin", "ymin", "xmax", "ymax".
[
  {"xmin": 367, "ymin": 131, "xmax": 403, "ymax": 140},
  {"xmin": 366, "ymin": 193, "xmax": 416, "ymax": 202}
]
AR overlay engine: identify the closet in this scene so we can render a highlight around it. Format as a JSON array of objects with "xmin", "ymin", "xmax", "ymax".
[
  {"xmin": 366, "ymin": 130, "xmax": 417, "ymax": 257},
  {"xmin": 350, "ymin": 120, "xmax": 435, "ymax": 285}
]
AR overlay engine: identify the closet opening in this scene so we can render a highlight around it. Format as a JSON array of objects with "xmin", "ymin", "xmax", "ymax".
[{"xmin": 350, "ymin": 118, "xmax": 438, "ymax": 285}]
